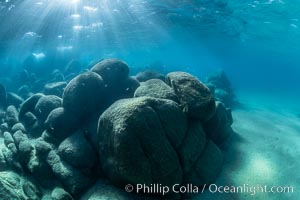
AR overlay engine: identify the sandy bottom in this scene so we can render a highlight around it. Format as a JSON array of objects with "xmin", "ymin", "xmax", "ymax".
[{"xmin": 195, "ymin": 94, "xmax": 300, "ymax": 200}]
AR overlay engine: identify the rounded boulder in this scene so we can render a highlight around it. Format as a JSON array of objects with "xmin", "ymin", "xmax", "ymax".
[
  {"xmin": 62, "ymin": 72, "xmax": 105, "ymax": 121},
  {"xmin": 97, "ymin": 97, "xmax": 187, "ymax": 188},
  {"xmin": 166, "ymin": 72, "xmax": 215, "ymax": 121}
]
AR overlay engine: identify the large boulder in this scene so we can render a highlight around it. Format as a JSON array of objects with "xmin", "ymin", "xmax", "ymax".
[
  {"xmin": 134, "ymin": 79, "xmax": 178, "ymax": 102},
  {"xmin": 91, "ymin": 58, "xmax": 129, "ymax": 88},
  {"xmin": 62, "ymin": 72, "xmax": 105, "ymax": 122},
  {"xmin": 98, "ymin": 96, "xmax": 224, "ymax": 196},
  {"xmin": 0, "ymin": 171, "xmax": 41, "ymax": 200},
  {"xmin": 166, "ymin": 72, "xmax": 215, "ymax": 121},
  {"xmin": 91, "ymin": 59, "xmax": 138, "ymax": 105},
  {"xmin": 203, "ymin": 101, "xmax": 233, "ymax": 145},
  {"xmin": 98, "ymin": 97, "xmax": 187, "ymax": 188}
]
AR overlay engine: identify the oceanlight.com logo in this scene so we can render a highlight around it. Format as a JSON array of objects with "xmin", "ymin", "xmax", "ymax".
[{"xmin": 124, "ymin": 183, "xmax": 294, "ymax": 196}]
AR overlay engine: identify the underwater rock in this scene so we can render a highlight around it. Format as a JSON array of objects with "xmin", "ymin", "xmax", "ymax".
[
  {"xmin": 47, "ymin": 150, "xmax": 94, "ymax": 196},
  {"xmin": 19, "ymin": 93, "xmax": 45, "ymax": 122},
  {"xmin": 166, "ymin": 72, "xmax": 215, "ymax": 121},
  {"xmin": 0, "ymin": 83, "xmax": 7, "ymax": 108},
  {"xmin": 98, "ymin": 97, "xmax": 186, "ymax": 188},
  {"xmin": 0, "ymin": 171, "xmax": 41, "ymax": 200},
  {"xmin": 13, "ymin": 130, "xmax": 28, "ymax": 147},
  {"xmin": 203, "ymin": 102, "xmax": 233, "ymax": 145},
  {"xmin": 11, "ymin": 122, "xmax": 26, "ymax": 133},
  {"xmin": 91, "ymin": 59, "xmax": 138, "ymax": 105},
  {"xmin": 22, "ymin": 112, "xmax": 37, "ymax": 128},
  {"xmin": 134, "ymin": 79, "xmax": 178, "ymax": 102},
  {"xmin": 45, "ymin": 107, "xmax": 80, "ymax": 141},
  {"xmin": 214, "ymin": 88, "xmax": 231, "ymax": 105},
  {"xmin": 18, "ymin": 85, "xmax": 31, "ymax": 99},
  {"xmin": 118, "ymin": 76, "xmax": 140, "ymax": 99},
  {"xmin": 178, "ymin": 121, "xmax": 207, "ymax": 175},
  {"xmin": 91, "ymin": 58, "xmax": 129, "ymax": 88},
  {"xmin": 58, "ymin": 130, "xmax": 97, "ymax": 170},
  {"xmin": 27, "ymin": 139, "xmax": 55, "ymax": 185},
  {"xmin": 62, "ymin": 72, "xmax": 105, "ymax": 122},
  {"xmin": 82, "ymin": 115, "xmax": 99, "ymax": 150},
  {"xmin": 135, "ymin": 70, "xmax": 165, "ymax": 82},
  {"xmin": 51, "ymin": 187, "xmax": 73, "ymax": 200},
  {"xmin": 206, "ymin": 70, "xmax": 235, "ymax": 106},
  {"xmin": 206, "ymin": 70, "xmax": 231, "ymax": 90},
  {"xmin": 5, "ymin": 105, "xmax": 19, "ymax": 127},
  {"xmin": 205, "ymin": 83, "xmax": 215, "ymax": 95},
  {"xmin": 3, "ymin": 131, "xmax": 15, "ymax": 148},
  {"xmin": 18, "ymin": 139, "xmax": 34, "ymax": 165},
  {"xmin": 44, "ymin": 82, "xmax": 67, "ymax": 97},
  {"xmin": 1, "ymin": 147, "xmax": 17, "ymax": 170},
  {"xmin": 34, "ymin": 95, "xmax": 62, "ymax": 122},
  {"xmin": 6, "ymin": 92, "xmax": 24, "ymax": 108},
  {"xmin": 0, "ymin": 122, "xmax": 9, "ymax": 135},
  {"xmin": 184, "ymin": 140, "xmax": 223, "ymax": 186},
  {"xmin": 0, "ymin": 150, "xmax": 6, "ymax": 170},
  {"xmin": 27, "ymin": 120, "xmax": 44, "ymax": 138}
]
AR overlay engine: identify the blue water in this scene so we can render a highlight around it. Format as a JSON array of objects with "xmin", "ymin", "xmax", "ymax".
[{"xmin": 0, "ymin": 0, "xmax": 300, "ymax": 98}]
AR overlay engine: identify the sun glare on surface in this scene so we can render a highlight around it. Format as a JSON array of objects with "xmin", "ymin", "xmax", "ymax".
[{"xmin": 71, "ymin": 0, "xmax": 80, "ymax": 4}]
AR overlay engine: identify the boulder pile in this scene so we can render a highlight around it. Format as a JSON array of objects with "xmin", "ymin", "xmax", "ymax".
[{"xmin": 0, "ymin": 58, "xmax": 234, "ymax": 199}]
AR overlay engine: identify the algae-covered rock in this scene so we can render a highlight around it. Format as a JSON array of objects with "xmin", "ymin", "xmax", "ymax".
[
  {"xmin": 5, "ymin": 105, "xmax": 19, "ymax": 127},
  {"xmin": 166, "ymin": 71, "xmax": 215, "ymax": 121},
  {"xmin": 11, "ymin": 123, "xmax": 26, "ymax": 133},
  {"xmin": 134, "ymin": 79, "xmax": 178, "ymax": 102},
  {"xmin": 47, "ymin": 150, "xmax": 93, "ymax": 196},
  {"xmin": 98, "ymin": 97, "xmax": 187, "ymax": 188},
  {"xmin": 0, "ymin": 171, "xmax": 41, "ymax": 200},
  {"xmin": 51, "ymin": 187, "xmax": 73, "ymax": 200}
]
